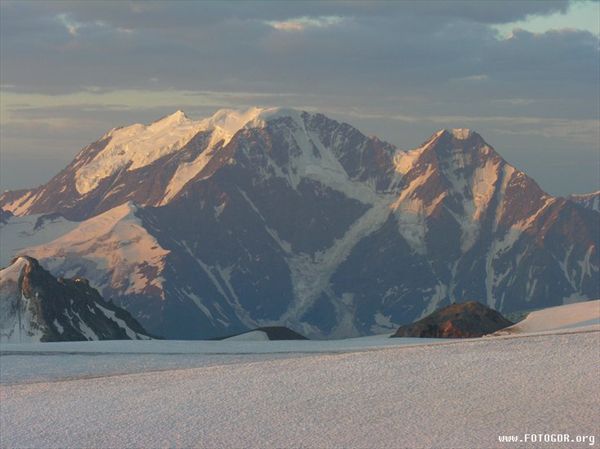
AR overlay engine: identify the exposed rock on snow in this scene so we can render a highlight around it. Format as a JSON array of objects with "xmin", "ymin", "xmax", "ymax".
[
  {"xmin": 450, "ymin": 128, "xmax": 472, "ymax": 140},
  {"xmin": 392, "ymin": 301, "xmax": 513, "ymax": 338},
  {"xmin": 0, "ymin": 207, "xmax": 12, "ymax": 224},
  {"xmin": 568, "ymin": 190, "xmax": 600, "ymax": 212}
]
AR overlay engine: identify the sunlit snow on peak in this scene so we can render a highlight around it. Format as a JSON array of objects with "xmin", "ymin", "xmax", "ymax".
[
  {"xmin": 450, "ymin": 128, "xmax": 472, "ymax": 140},
  {"xmin": 155, "ymin": 110, "xmax": 189, "ymax": 124},
  {"xmin": 74, "ymin": 107, "xmax": 305, "ymax": 195}
]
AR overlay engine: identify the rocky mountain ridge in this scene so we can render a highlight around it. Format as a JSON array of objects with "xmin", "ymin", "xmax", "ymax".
[
  {"xmin": 0, "ymin": 256, "xmax": 151, "ymax": 342},
  {"xmin": 568, "ymin": 191, "xmax": 600, "ymax": 212}
]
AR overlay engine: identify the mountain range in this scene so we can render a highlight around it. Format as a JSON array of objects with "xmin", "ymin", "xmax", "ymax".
[{"xmin": 1, "ymin": 107, "xmax": 598, "ymax": 339}]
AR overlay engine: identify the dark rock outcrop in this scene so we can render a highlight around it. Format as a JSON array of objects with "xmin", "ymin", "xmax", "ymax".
[
  {"xmin": 0, "ymin": 207, "xmax": 12, "ymax": 224},
  {"xmin": 392, "ymin": 301, "xmax": 513, "ymax": 338},
  {"xmin": 568, "ymin": 191, "xmax": 600, "ymax": 212}
]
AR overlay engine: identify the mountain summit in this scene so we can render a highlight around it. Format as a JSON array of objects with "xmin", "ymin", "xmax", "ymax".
[
  {"xmin": 0, "ymin": 107, "xmax": 396, "ymax": 219},
  {"xmin": 1, "ymin": 108, "xmax": 597, "ymax": 339}
]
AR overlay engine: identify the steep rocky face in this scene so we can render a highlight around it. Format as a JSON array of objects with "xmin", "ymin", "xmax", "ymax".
[
  {"xmin": 330, "ymin": 129, "xmax": 598, "ymax": 333},
  {"xmin": 392, "ymin": 301, "xmax": 513, "ymax": 338},
  {"xmin": 1, "ymin": 108, "xmax": 598, "ymax": 339},
  {"xmin": 0, "ymin": 256, "xmax": 151, "ymax": 342},
  {"xmin": 569, "ymin": 191, "xmax": 600, "ymax": 212}
]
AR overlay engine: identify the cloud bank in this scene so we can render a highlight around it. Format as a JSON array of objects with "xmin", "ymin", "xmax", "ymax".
[{"xmin": 0, "ymin": 0, "xmax": 598, "ymax": 194}]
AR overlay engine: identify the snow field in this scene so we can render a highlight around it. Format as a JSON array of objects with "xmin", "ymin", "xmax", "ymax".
[{"xmin": 1, "ymin": 330, "xmax": 598, "ymax": 448}]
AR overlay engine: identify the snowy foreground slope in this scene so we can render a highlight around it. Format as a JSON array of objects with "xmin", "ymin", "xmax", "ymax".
[
  {"xmin": 1, "ymin": 302, "xmax": 598, "ymax": 449},
  {"xmin": 494, "ymin": 299, "xmax": 600, "ymax": 334}
]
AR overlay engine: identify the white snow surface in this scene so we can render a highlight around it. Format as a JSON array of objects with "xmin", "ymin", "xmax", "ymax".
[
  {"xmin": 74, "ymin": 107, "xmax": 299, "ymax": 195},
  {"xmin": 494, "ymin": 299, "xmax": 600, "ymax": 335},
  {"xmin": 24, "ymin": 202, "xmax": 169, "ymax": 297},
  {"xmin": 222, "ymin": 330, "xmax": 270, "ymax": 341},
  {"xmin": 0, "ymin": 213, "xmax": 79, "ymax": 267},
  {"xmin": 75, "ymin": 110, "xmax": 201, "ymax": 194},
  {"xmin": 0, "ymin": 334, "xmax": 437, "ymax": 384},
  {"xmin": 1, "ymin": 327, "xmax": 598, "ymax": 448}
]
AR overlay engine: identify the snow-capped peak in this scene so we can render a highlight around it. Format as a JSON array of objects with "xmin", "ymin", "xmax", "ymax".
[
  {"xmin": 204, "ymin": 107, "xmax": 264, "ymax": 132},
  {"xmin": 1, "ymin": 256, "xmax": 30, "ymax": 283},
  {"xmin": 200, "ymin": 106, "xmax": 302, "ymax": 139},
  {"xmin": 430, "ymin": 128, "xmax": 474, "ymax": 141},
  {"xmin": 197, "ymin": 107, "xmax": 268, "ymax": 146},
  {"xmin": 154, "ymin": 109, "xmax": 189, "ymax": 126},
  {"xmin": 74, "ymin": 107, "xmax": 303, "ymax": 195},
  {"xmin": 393, "ymin": 128, "xmax": 459, "ymax": 174}
]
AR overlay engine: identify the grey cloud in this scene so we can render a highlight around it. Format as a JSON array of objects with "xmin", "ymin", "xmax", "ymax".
[
  {"xmin": 0, "ymin": 0, "xmax": 597, "ymax": 195},
  {"xmin": 1, "ymin": 2, "xmax": 594, "ymax": 100},
  {"xmin": 0, "ymin": 1, "xmax": 570, "ymax": 31}
]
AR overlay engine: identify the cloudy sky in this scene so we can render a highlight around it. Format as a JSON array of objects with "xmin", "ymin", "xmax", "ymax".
[{"xmin": 1, "ymin": 0, "xmax": 598, "ymax": 195}]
